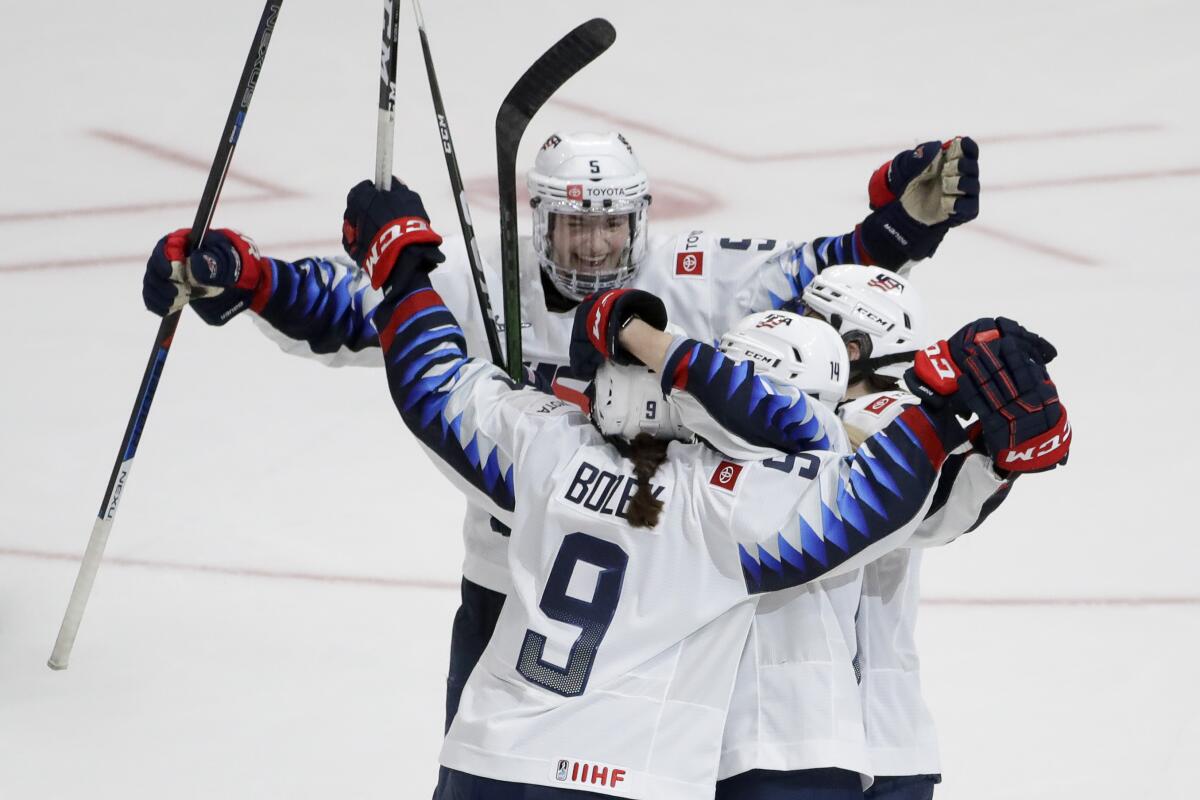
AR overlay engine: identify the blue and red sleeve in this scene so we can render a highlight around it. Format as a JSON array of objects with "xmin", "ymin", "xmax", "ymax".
[
  {"xmin": 373, "ymin": 274, "xmax": 516, "ymax": 513},
  {"xmin": 254, "ymin": 256, "xmax": 381, "ymax": 354},
  {"xmin": 661, "ymin": 338, "xmax": 833, "ymax": 453},
  {"xmin": 739, "ymin": 404, "xmax": 966, "ymax": 594}
]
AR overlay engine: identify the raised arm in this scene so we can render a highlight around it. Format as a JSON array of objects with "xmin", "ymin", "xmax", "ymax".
[
  {"xmin": 742, "ymin": 136, "xmax": 980, "ymax": 313},
  {"xmin": 570, "ymin": 295, "xmax": 838, "ymax": 459},
  {"xmin": 735, "ymin": 315, "xmax": 1069, "ymax": 594},
  {"xmin": 363, "ymin": 186, "xmax": 582, "ymax": 527}
]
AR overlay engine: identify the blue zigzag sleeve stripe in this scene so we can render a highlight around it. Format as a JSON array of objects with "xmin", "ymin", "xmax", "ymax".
[
  {"xmin": 674, "ymin": 340, "xmax": 831, "ymax": 454},
  {"xmin": 740, "ymin": 407, "xmax": 951, "ymax": 593},
  {"xmin": 258, "ymin": 257, "xmax": 380, "ymax": 354},
  {"xmin": 379, "ymin": 282, "xmax": 515, "ymax": 512}
]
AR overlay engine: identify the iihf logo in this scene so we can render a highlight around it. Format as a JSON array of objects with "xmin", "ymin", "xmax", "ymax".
[{"xmin": 556, "ymin": 760, "xmax": 570, "ymax": 782}]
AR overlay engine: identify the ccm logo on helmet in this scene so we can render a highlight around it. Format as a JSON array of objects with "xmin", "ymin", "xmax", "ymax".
[{"xmin": 675, "ymin": 251, "xmax": 704, "ymax": 276}]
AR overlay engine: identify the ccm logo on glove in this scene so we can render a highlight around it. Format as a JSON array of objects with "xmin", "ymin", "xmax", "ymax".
[
  {"xmin": 363, "ymin": 217, "xmax": 440, "ymax": 286},
  {"xmin": 1000, "ymin": 410, "xmax": 1071, "ymax": 471}
]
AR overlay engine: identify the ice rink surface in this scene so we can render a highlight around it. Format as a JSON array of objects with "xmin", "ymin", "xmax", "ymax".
[{"xmin": 2, "ymin": 0, "xmax": 1198, "ymax": 797}]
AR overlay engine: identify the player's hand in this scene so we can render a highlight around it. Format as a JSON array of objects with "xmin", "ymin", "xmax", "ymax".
[
  {"xmin": 570, "ymin": 289, "xmax": 668, "ymax": 380},
  {"xmin": 342, "ymin": 178, "xmax": 445, "ymax": 291},
  {"xmin": 858, "ymin": 137, "xmax": 980, "ymax": 268},
  {"xmin": 904, "ymin": 317, "xmax": 1070, "ymax": 473},
  {"xmin": 143, "ymin": 228, "xmax": 267, "ymax": 326}
]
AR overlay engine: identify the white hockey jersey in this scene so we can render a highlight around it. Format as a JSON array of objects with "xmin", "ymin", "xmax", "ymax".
[
  {"xmin": 249, "ymin": 231, "xmax": 838, "ymax": 594},
  {"xmin": 717, "ymin": 389, "xmax": 1012, "ymax": 784},
  {"xmin": 843, "ymin": 391, "xmax": 1013, "ymax": 778},
  {"xmin": 374, "ymin": 279, "xmax": 963, "ymax": 799}
]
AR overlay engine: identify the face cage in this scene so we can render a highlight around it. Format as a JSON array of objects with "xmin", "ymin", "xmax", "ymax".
[{"xmin": 532, "ymin": 199, "xmax": 649, "ymax": 301}]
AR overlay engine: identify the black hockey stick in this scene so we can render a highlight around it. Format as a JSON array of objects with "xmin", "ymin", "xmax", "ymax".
[
  {"xmin": 495, "ymin": 18, "xmax": 616, "ymax": 381},
  {"xmin": 412, "ymin": 0, "xmax": 504, "ymax": 367},
  {"xmin": 375, "ymin": 0, "xmax": 400, "ymax": 190},
  {"xmin": 48, "ymin": 0, "xmax": 285, "ymax": 671}
]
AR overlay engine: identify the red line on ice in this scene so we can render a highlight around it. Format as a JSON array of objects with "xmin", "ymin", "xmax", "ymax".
[
  {"xmin": 1, "ymin": 547, "xmax": 457, "ymax": 592},
  {"xmin": 7, "ymin": 546, "xmax": 1197, "ymax": 606},
  {"xmin": 87, "ymin": 128, "xmax": 300, "ymax": 196},
  {"xmin": 961, "ymin": 224, "xmax": 1101, "ymax": 267},
  {"xmin": 989, "ymin": 166, "xmax": 1200, "ymax": 192},
  {"xmin": 547, "ymin": 99, "xmax": 1162, "ymax": 163},
  {"xmin": 0, "ymin": 193, "xmax": 280, "ymax": 225},
  {"xmin": 0, "ymin": 239, "xmax": 341, "ymax": 275}
]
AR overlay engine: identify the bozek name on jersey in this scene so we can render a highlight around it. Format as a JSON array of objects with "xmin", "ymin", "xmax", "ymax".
[
  {"xmin": 555, "ymin": 758, "xmax": 628, "ymax": 790},
  {"xmin": 563, "ymin": 461, "xmax": 666, "ymax": 521}
]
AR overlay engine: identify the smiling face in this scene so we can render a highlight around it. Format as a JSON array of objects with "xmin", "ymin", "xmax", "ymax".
[{"xmin": 548, "ymin": 211, "xmax": 633, "ymax": 276}]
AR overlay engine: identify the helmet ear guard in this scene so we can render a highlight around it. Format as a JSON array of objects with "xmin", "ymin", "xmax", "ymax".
[
  {"xmin": 802, "ymin": 265, "xmax": 925, "ymax": 384},
  {"xmin": 590, "ymin": 361, "xmax": 691, "ymax": 442}
]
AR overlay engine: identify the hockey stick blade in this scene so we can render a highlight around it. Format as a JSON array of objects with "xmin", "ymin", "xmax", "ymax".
[{"xmin": 496, "ymin": 18, "xmax": 616, "ymax": 380}]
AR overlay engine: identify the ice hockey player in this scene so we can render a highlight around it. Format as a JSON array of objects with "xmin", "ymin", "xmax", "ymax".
[
  {"xmin": 355, "ymin": 189, "xmax": 1052, "ymax": 797},
  {"xmin": 140, "ymin": 131, "xmax": 981, "ymax": 751},
  {"xmin": 801, "ymin": 265, "xmax": 1064, "ymax": 800}
]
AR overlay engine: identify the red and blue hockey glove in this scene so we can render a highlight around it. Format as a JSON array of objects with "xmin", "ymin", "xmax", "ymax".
[
  {"xmin": 143, "ymin": 228, "xmax": 269, "ymax": 326},
  {"xmin": 904, "ymin": 317, "xmax": 1070, "ymax": 473},
  {"xmin": 858, "ymin": 137, "xmax": 980, "ymax": 268},
  {"xmin": 342, "ymin": 178, "xmax": 445, "ymax": 291},
  {"xmin": 570, "ymin": 289, "xmax": 669, "ymax": 380}
]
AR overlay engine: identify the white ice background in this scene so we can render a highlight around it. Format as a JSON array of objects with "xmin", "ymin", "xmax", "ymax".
[{"xmin": 1, "ymin": 1, "xmax": 1197, "ymax": 797}]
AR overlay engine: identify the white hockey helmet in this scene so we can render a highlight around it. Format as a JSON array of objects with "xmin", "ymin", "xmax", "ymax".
[
  {"xmin": 591, "ymin": 362, "xmax": 689, "ymax": 442},
  {"xmin": 527, "ymin": 131, "xmax": 651, "ymax": 301},
  {"xmin": 718, "ymin": 310, "xmax": 849, "ymax": 408},
  {"xmin": 801, "ymin": 265, "xmax": 924, "ymax": 384}
]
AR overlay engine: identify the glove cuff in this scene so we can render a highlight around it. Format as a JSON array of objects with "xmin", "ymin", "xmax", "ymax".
[
  {"xmin": 363, "ymin": 217, "xmax": 444, "ymax": 289},
  {"xmin": 868, "ymin": 160, "xmax": 895, "ymax": 210}
]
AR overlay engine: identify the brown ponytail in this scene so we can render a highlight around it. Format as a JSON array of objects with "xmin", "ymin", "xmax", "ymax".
[{"xmin": 626, "ymin": 433, "xmax": 671, "ymax": 529}]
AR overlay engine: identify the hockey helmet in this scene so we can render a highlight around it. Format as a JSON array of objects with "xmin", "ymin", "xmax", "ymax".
[
  {"xmin": 718, "ymin": 310, "xmax": 849, "ymax": 408},
  {"xmin": 801, "ymin": 265, "xmax": 924, "ymax": 383},
  {"xmin": 527, "ymin": 131, "xmax": 651, "ymax": 301},
  {"xmin": 591, "ymin": 362, "xmax": 689, "ymax": 442}
]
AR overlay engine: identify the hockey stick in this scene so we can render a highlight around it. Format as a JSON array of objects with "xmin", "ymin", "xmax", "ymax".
[
  {"xmin": 47, "ymin": 0, "xmax": 285, "ymax": 671},
  {"xmin": 375, "ymin": 0, "xmax": 400, "ymax": 190},
  {"xmin": 412, "ymin": 0, "xmax": 504, "ymax": 367},
  {"xmin": 495, "ymin": 18, "xmax": 616, "ymax": 381}
]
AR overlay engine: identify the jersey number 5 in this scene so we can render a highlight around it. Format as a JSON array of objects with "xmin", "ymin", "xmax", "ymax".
[{"xmin": 517, "ymin": 532, "xmax": 628, "ymax": 697}]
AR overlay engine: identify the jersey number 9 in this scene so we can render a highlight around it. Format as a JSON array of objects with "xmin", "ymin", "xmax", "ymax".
[{"xmin": 517, "ymin": 532, "xmax": 628, "ymax": 697}]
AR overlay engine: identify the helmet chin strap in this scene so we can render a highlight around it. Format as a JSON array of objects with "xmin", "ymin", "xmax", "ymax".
[{"xmin": 849, "ymin": 350, "xmax": 918, "ymax": 382}]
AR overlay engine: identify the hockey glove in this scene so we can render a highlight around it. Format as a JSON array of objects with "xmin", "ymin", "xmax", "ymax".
[
  {"xmin": 342, "ymin": 178, "xmax": 445, "ymax": 292},
  {"xmin": 570, "ymin": 289, "xmax": 669, "ymax": 380},
  {"xmin": 858, "ymin": 137, "xmax": 980, "ymax": 269},
  {"xmin": 904, "ymin": 317, "xmax": 1070, "ymax": 473},
  {"xmin": 143, "ymin": 228, "xmax": 269, "ymax": 326}
]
